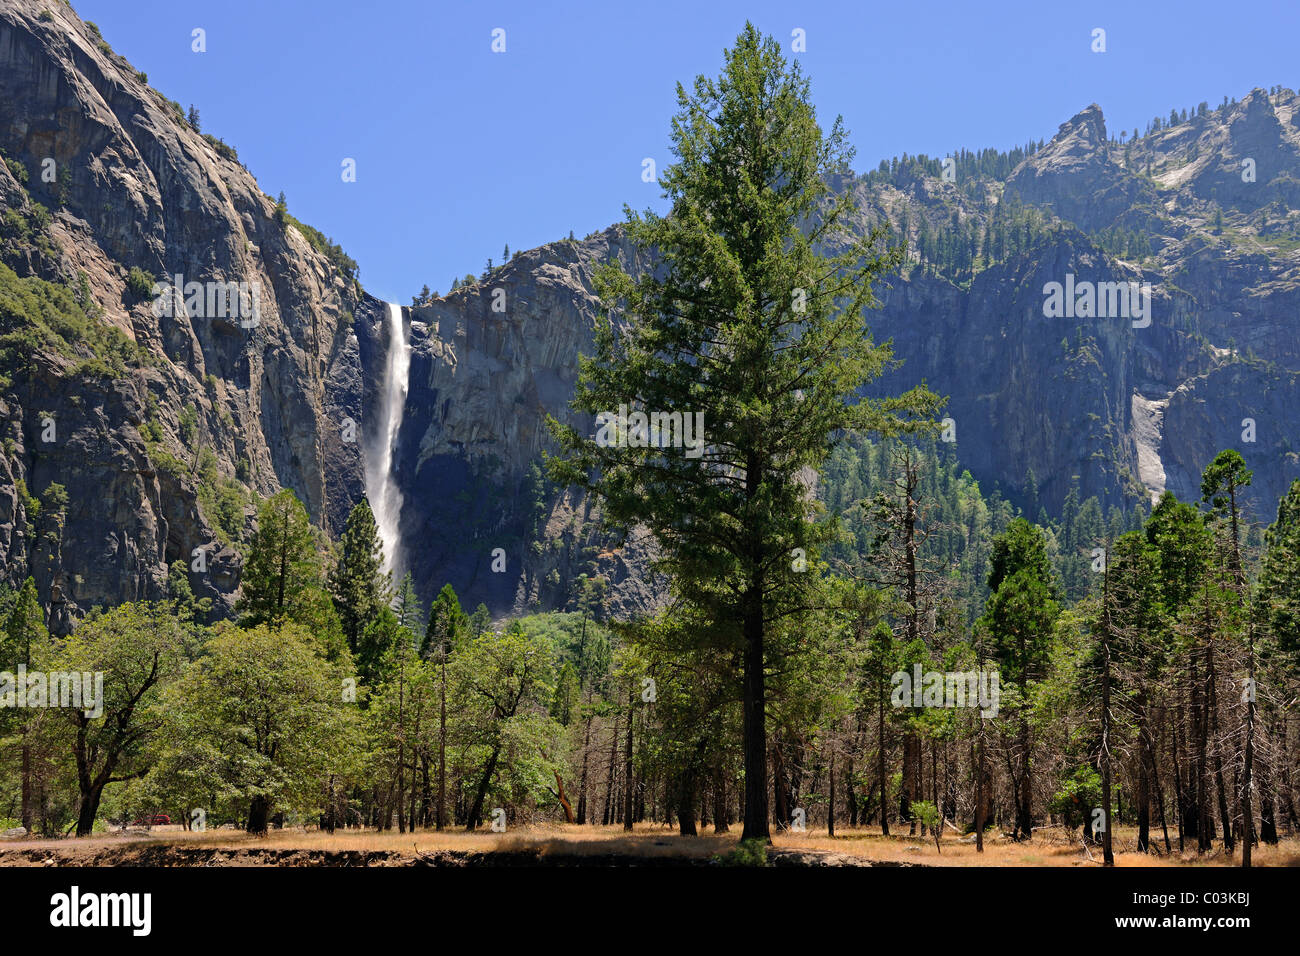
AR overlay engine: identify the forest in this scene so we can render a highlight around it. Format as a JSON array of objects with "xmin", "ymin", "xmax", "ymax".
[{"xmin": 3, "ymin": 436, "xmax": 1296, "ymax": 869}]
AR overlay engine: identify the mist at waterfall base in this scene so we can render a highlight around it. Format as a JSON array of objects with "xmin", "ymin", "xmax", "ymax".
[{"xmin": 362, "ymin": 303, "xmax": 409, "ymax": 578}]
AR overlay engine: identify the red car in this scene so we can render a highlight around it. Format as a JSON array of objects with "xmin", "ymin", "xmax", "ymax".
[{"xmin": 130, "ymin": 814, "xmax": 171, "ymax": 826}]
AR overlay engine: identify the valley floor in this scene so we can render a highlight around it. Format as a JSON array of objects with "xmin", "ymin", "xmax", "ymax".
[{"xmin": 2, "ymin": 824, "xmax": 1295, "ymax": 867}]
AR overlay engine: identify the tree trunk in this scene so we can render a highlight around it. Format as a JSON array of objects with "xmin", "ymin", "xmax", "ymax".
[
  {"xmin": 878, "ymin": 672, "xmax": 890, "ymax": 836},
  {"xmin": 437, "ymin": 652, "xmax": 447, "ymax": 831},
  {"xmin": 713, "ymin": 770, "xmax": 729, "ymax": 833},
  {"xmin": 603, "ymin": 713, "xmax": 620, "ymax": 825},
  {"xmin": 246, "ymin": 795, "xmax": 270, "ymax": 835},
  {"xmin": 1017, "ymin": 710, "xmax": 1033, "ymax": 840},
  {"xmin": 75, "ymin": 784, "xmax": 104, "ymax": 838},
  {"xmin": 20, "ymin": 743, "xmax": 33, "ymax": 833},
  {"xmin": 576, "ymin": 714, "xmax": 593, "ymax": 825},
  {"xmin": 623, "ymin": 692, "xmax": 635, "ymax": 832},
  {"xmin": 1207, "ymin": 643, "xmax": 1234, "ymax": 852},
  {"xmin": 554, "ymin": 771, "xmax": 575, "ymax": 823},
  {"xmin": 678, "ymin": 770, "xmax": 697, "ymax": 836},
  {"xmin": 828, "ymin": 747, "xmax": 836, "ymax": 837},
  {"xmin": 741, "ymin": 591, "xmax": 769, "ymax": 841},
  {"xmin": 465, "ymin": 744, "xmax": 501, "ymax": 831}
]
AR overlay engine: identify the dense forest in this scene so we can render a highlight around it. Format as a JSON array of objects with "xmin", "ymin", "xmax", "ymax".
[{"xmin": 3, "ymin": 435, "xmax": 1296, "ymax": 867}]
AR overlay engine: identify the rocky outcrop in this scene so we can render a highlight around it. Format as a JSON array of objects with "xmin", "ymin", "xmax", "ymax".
[{"xmin": 1006, "ymin": 104, "xmax": 1162, "ymax": 233}]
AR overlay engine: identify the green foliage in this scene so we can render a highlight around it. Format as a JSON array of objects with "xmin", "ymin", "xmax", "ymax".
[
  {"xmin": 422, "ymin": 582, "xmax": 467, "ymax": 659},
  {"xmin": 1, "ymin": 577, "xmax": 47, "ymax": 667},
  {"xmin": 145, "ymin": 623, "xmax": 359, "ymax": 832},
  {"xmin": 178, "ymin": 403, "xmax": 198, "ymax": 446},
  {"xmin": 54, "ymin": 601, "xmax": 193, "ymax": 834},
  {"xmin": 14, "ymin": 478, "xmax": 40, "ymax": 522},
  {"xmin": 166, "ymin": 560, "xmax": 212, "ymax": 623},
  {"xmin": 4, "ymin": 156, "xmax": 28, "ymax": 186},
  {"xmin": 448, "ymin": 621, "xmax": 562, "ymax": 828},
  {"xmin": 0, "ymin": 261, "xmax": 145, "ymax": 386},
  {"xmin": 1259, "ymin": 480, "xmax": 1300, "ymax": 656},
  {"xmin": 328, "ymin": 499, "xmax": 388, "ymax": 656},
  {"xmin": 193, "ymin": 448, "xmax": 246, "ymax": 545},
  {"xmin": 125, "ymin": 266, "xmax": 155, "ymax": 299},
  {"xmin": 1049, "ymin": 765, "xmax": 1103, "ymax": 831},
  {"xmin": 202, "ymin": 134, "xmax": 238, "ymax": 163},
  {"xmin": 547, "ymin": 26, "xmax": 943, "ymax": 837},
  {"xmin": 275, "ymin": 196, "xmax": 359, "ymax": 282},
  {"xmin": 822, "ymin": 435, "xmax": 999, "ymax": 623},
  {"xmin": 715, "ymin": 838, "xmax": 769, "ymax": 866},
  {"xmin": 238, "ymin": 490, "xmax": 340, "ymax": 650},
  {"xmin": 1201, "ymin": 449, "xmax": 1253, "ymax": 521}
]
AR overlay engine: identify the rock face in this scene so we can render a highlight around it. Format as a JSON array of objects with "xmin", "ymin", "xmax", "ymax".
[
  {"xmin": 1006, "ymin": 104, "xmax": 1162, "ymax": 233},
  {"xmin": 395, "ymin": 232, "xmax": 665, "ymax": 618},
  {"xmin": 0, "ymin": 0, "xmax": 379, "ymax": 629},
  {"xmin": 856, "ymin": 89, "xmax": 1300, "ymax": 519},
  {"xmin": 389, "ymin": 88, "xmax": 1300, "ymax": 607},
  {"xmin": 4, "ymin": 0, "xmax": 1300, "ymax": 625}
]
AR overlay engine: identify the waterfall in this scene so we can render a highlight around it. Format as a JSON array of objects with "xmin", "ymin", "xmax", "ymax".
[{"xmin": 364, "ymin": 302, "xmax": 409, "ymax": 577}]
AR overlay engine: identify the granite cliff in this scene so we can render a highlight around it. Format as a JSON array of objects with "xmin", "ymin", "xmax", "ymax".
[{"xmin": 4, "ymin": 0, "xmax": 1300, "ymax": 626}]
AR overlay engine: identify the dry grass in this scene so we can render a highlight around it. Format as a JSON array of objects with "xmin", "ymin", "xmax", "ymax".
[
  {"xmin": 769, "ymin": 825, "xmax": 1300, "ymax": 866},
  {"xmin": 4, "ymin": 821, "xmax": 1298, "ymax": 866}
]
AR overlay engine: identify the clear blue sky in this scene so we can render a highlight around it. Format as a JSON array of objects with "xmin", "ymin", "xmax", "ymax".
[{"xmin": 75, "ymin": 0, "xmax": 1300, "ymax": 305}]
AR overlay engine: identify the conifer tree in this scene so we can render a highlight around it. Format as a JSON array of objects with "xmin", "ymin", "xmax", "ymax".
[
  {"xmin": 328, "ymin": 499, "xmax": 388, "ymax": 654},
  {"xmin": 549, "ymin": 24, "xmax": 940, "ymax": 840}
]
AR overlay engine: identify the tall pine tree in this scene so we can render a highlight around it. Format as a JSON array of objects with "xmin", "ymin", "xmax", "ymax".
[{"xmin": 548, "ymin": 24, "xmax": 940, "ymax": 840}]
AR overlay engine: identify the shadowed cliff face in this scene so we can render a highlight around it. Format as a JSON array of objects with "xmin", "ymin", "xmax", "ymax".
[
  {"xmin": 392, "ymin": 232, "xmax": 665, "ymax": 619},
  {"xmin": 4, "ymin": 0, "xmax": 1300, "ymax": 626}
]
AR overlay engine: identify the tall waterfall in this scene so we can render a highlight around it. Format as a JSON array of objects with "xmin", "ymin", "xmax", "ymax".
[{"xmin": 364, "ymin": 302, "xmax": 409, "ymax": 576}]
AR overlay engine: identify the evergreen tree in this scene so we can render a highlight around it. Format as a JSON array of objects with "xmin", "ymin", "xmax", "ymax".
[
  {"xmin": 1259, "ymin": 479, "xmax": 1300, "ymax": 656},
  {"xmin": 423, "ymin": 583, "xmax": 466, "ymax": 659},
  {"xmin": 392, "ymin": 572, "xmax": 423, "ymax": 633},
  {"xmin": 1, "ymin": 577, "xmax": 47, "ymax": 832},
  {"xmin": 1201, "ymin": 448, "xmax": 1253, "ymax": 590},
  {"xmin": 549, "ymin": 24, "xmax": 941, "ymax": 841},
  {"xmin": 328, "ymin": 499, "xmax": 389, "ymax": 655},
  {"xmin": 238, "ymin": 490, "xmax": 334, "ymax": 634},
  {"xmin": 468, "ymin": 603, "xmax": 491, "ymax": 641},
  {"xmin": 978, "ymin": 518, "xmax": 1059, "ymax": 839},
  {"xmin": 422, "ymin": 582, "xmax": 467, "ymax": 830}
]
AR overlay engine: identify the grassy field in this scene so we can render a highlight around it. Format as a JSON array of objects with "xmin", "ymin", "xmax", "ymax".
[{"xmin": 3, "ymin": 823, "xmax": 1297, "ymax": 867}]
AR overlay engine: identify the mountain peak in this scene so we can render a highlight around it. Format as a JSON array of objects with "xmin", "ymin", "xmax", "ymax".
[{"xmin": 1056, "ymin": 104, "xmax": 1107, "ymax": 146}]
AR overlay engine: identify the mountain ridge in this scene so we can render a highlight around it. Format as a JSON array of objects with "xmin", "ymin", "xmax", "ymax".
[{"xmin": 3, "ymin": 0, "xmax": 1299, "ymax": 626}]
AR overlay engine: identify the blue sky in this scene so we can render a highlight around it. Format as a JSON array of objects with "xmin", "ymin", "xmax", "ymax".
[{"xmin": 75, "ymin": 0, "xmax": 1300, "ymax": 304}]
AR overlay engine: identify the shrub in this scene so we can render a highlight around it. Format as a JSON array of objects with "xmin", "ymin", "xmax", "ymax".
[
  {"xmin": 203, "ymin": 134, "xmax": 238, "ymax": 163},
  {"xmin": 125, "ymin": 266, "xmax": 155, "ymax": 299},
  {"xmin": 4, "ymin": 157, "xmax": 28, "ymax": 186},
  {"xmin": 714, "ymin": 838, "xmax": 769, "ymax": 867},
  {"xmin": 0, "ymin": 261, "xmax": 145, "ymax": 383}
]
